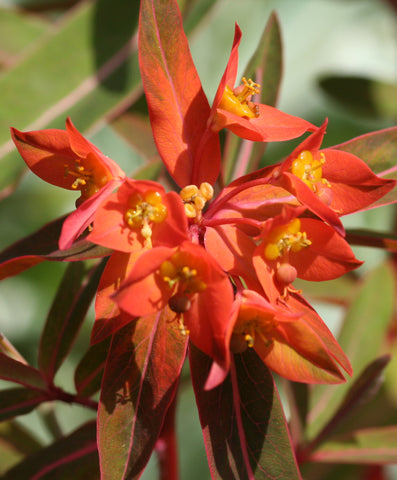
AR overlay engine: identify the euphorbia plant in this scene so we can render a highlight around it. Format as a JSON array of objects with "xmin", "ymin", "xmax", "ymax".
[{"xmin": 1, "ymin": 0, "xmax": 397, "ymax": 479}]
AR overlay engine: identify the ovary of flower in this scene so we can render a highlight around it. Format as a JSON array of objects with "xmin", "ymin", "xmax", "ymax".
[
  {"xmin": 263, "ymin": 218, "xmax": 312, "ymax": 262},
  {"xmin": 64, "ymin": 153, "xmax": 111, "ymax": 204},
  {"xmin": 180, "ymin": 182, "xmax": 214, "ymax": 221},
  {"xmin": 291, "ymin": 150, "xmax": 331, "ymax": 193},
  {"xmin": 124, "ymin": 190, "xmax": 168, "ymax": 248},
  {"xmin": 218, "ymin": 77, "xmax": 260, "ymax": 118}
]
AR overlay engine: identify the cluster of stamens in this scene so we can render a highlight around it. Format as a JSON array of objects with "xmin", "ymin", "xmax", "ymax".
[
  {"xmin": 160, "ymin": 251, "xmax": 207, "ymax": 331},
  {"xmin": 64, "ymin": 155, "xmax": 110, "ymax": 204},
  {"xmin": 124, "ymin": 190, "xmax": 167, "ymax": 248},
  {"xmin": 291, "ymin": 150, "xmax": 331, "ymax": 193},
  {"xmin": 218, "ymin": 77, "xmax": 261, "ymax": 119},
  {"xmin": 179, "ymin": 182, "xmax": 214, "ymax": 221},
  {"xmin": 263, "ymin": 218, "xmax": 311, "ymax": 262},
  {"xmin": 231, "ymin": 309, "xmax": 278, "ymax": 353}
]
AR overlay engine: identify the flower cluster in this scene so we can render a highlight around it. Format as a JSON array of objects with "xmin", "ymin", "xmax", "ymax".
[{"xmin": 10, "ymin": 20, "xmax": 394, "ymax": 394}]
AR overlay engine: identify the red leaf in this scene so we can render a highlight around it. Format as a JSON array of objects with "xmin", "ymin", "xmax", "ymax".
[
  {"xmin": 0, "ymin": 388, "xmax": 47, "ymax": 422},
  {"xmin": 38, "ymin": 260, "xmax": 106, "ymax": 381},
  {"xmin": 97, "ymin": 311, "xmax": 188, "ymax": 479},
  {"xmin": 0, "ymin": 352, "xmax": 45, "ymax": 390},
  {"xmin": 139, "ymin": 0, "xmax": 221, "ymax": 186},
  {"xmin": 0, "ymin": 215, "xmax": 111, "ymax": 281},
  {"xmin": 2, "ymin": 421, "xmax": 99, "ymax": 480},
  {"xmin": 190, "ymin": 345, "xmax": 302, "ymax": 479}
]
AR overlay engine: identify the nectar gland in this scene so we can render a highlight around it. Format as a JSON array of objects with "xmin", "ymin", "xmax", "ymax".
[
  {"xmin": 64, "ymin": 153, "xmax": 111, "ymax": 205},
  {"xmin": 291, "ymin": 150, "xmax": 331, "ymax": 194},
  {"xmin": 160, "ymin": 251, "xmax": 207, "ymax": 333},
  {"xmin": 231, "ymin": 307, "xmax": 278, "ymax": 354},
  {"xmin": 124, "ymin": 190, "xmax": 167, "ymax": 248},
  {"xmin": 218, "ymin": 77, "xmax": 260, "ymax": 118},
  {"xmin": 179, "ymin": 182, "xmax": 214, "ymax": 221}
]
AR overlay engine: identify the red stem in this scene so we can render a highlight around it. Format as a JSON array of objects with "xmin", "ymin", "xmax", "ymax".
[{"xmin": 156, "ymin": 392, "xmax": 179, "ymax": 480}]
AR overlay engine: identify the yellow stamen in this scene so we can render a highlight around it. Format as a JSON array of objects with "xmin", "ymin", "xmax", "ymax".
[
  {"xmin": 64, "ymin": 153, "xmax": 111, "ymax": 203},
  {"xmin": 232, "ymin": 307, "xmax": 278, "ymax": 351},
  {"xmin": 124, "ymin": 190, "xmax": 168, "ymax": 248},
  {"xmin": 160, "ymin": 251, "xmax": 207, "ymax": 295},
  {"xmin": 179, "ymin": 182, "xmax": 214, "ymax": 222},
  {"xmin": 291, "ymin": 150, "xmax": 331, "ymax": 192},
  {"xmin": 263, "ymin": 218, "xmax": 312, "ymax": 261},
  {"xmin": 218, "ymin": 77, "xmax": 261, "ymax": 119}
]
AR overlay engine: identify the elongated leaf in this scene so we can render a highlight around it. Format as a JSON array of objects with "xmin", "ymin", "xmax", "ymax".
[
  {"xmin": 0, "ymin": 388, "xmax": 47, "ymax": 422},
  {"xmin": 139, "ymin": 0, "xmax": 221, "ymax": 187},
  {"xmin": 2, "ymin": 421, "xmax": 99, "ymax": 480},
  {"xmin": 74, "ymin": 336, "xmax": 111, "ymax": 397},
  {"xmin": 0, "ymin": 215, "xmax": 111, "ymax": 280},
  {"xmin": 310, "ymin": 425, "xmax": 397, "ymax": 464},
  {"xmin": 244, "ymin": 11, "xmax": 282, "ymax": 108},
  {"xmin": 190, "ymin": 345, "xmax": 301, "ymax": 480},
  {"xmin": 308, "ymin": 262, "xmax": 395, "ymax": 439},
  {"xmin": 319, "ymin": 75, "xmax": 397, "ymax": 119},
  {"xmin": 346, "ymin": 228, "xmax": 397, "ymax": 252},
  {"xmin": 38, "ymin": 259, "xmax": 106, "ymax": 381},
  {"xmin": 98, "ymin": 310, "xmax": 188, "ymax": 480},
  {"xmin": 305, "ymin": 355, "xmax": 391, "ymax": 457},
  {"xmin": 0, "ymin": 420, "xmax": 42, "ymax": 456},
  {"xmin": 0, "ymin": 352, "xmax": 45, "ymax": 390}
]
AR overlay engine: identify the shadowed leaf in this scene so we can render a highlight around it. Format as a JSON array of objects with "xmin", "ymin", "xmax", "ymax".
[
  {"xmin": 190, "ymin": 345, "xmax": 302, "ymax": 480},
  {"xmin": 2, "ymin": 421, "xmax": 99, "ymax": 480}
]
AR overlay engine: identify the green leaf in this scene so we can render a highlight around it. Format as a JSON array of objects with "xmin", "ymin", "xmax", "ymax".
[
  {"xmin": 0, "ymin": 388, "xmax": 47, "ymax": 422},
  {"xmin": 311, "ymin": 425, "xmax": 397, "ymax": 464},
  {"xmin": 308, "ymin": 262, "xmax": 395, "ymax": 439},
  {"xmin": 38, "ymin": 259, "xmax": 106, "ymax": 381},
  {"xmin": 190, "ymin": 345, "xmax": 302, "ymax": 480},
  {"xmin": 2, "ymin": 421, "xmax": 99, "ymax": 480},
  {"xmin": 319, "ymin": 75, "xmax": 397, "ymax": 120},
  {"xmin": 97, "ymin": 311, "xmax": 188, "ymax": 480}
]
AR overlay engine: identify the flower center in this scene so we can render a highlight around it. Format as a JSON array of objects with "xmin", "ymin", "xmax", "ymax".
[
  {"xmin": 218, "ymin": 77, "xmax": 260, "ymax": 119},
  {"xmin": 179, "ymin": 182, "xmax": 214, "ymax": 221},
  {"xmin": 160, "ymin": 251, "xmax": 207, "ymax": 296},
  {"xmin": 64, "ymin": 153, "xmax": 111, "ymax": 204},
  {"xmin": 124, "ymin": 190, "xmax": 168, "ymax": 248},
  {"xmin": 290, "ymin": 150, "xmax": 330, "ymax": 193},
  {"xmin": 263, "ymin": 218, "xmax": 312, "ymax": 261},
  {"xmin": 231, "ymin": 307, "xmax": 278, "ymax": 353}
]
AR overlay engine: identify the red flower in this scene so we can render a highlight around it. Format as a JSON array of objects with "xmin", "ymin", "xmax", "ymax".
[
  {"xmin": 10, "ymin": 118, "xmax": 125, "ymax": 249},
  {"xmin": 114, "ymin": 241, "xmax": 234, "ymax": 380},
  {"xmin": 253, "ymin": 206, "xmax": 362, "ymax": 301},
  {"xmin": 268, "ymin": 120, "xmax": 396, "ymax": 233},
  {"xmin": 215, "ymin": 289, "xmax": 352, "ymax": 385},
  {"xmin": 87, "ymin": 179, "xmax": 189, "ymax": 252},
  {"xmin": 209, "ymin": 24, "xmax": 316, "ymax": 142}
]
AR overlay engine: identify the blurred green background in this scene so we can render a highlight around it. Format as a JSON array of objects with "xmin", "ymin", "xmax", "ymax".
[{"xmin": 0, "ymin": 0, "xmax": 396, "ymax": 478}]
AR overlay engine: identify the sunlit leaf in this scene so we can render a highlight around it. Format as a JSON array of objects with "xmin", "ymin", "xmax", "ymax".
[
  {"xmin": 190, "ymin": 345, "xmax": 302, "ymax": 480},
  {"xmin": 98, "ymin": 310, "xmax": 188, "ymax": 479},
  {"xmin": 2, "ymin": 421, "xmax": 99, "ymax": 480},
  {"xmin": 139, "ymin": 0, "xmax": 221, "ymax": 186}
]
